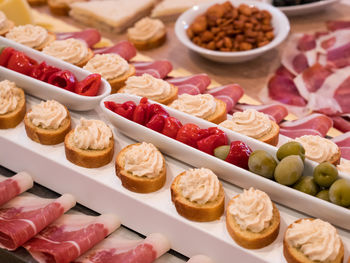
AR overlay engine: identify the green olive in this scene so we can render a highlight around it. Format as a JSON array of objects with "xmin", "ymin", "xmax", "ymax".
[
  {"xmin": 316, "ymin": 189, "xmax": 330, "ymax": 202},
  {"xmin": 293, "ymin": 176, "xmax": 320, "ymax": 196},
  {"xmin": 329, "ymin": 179, "xmax": 350, "ymax": 207},
  {"xmin": 214, "ymin": 145, "xmax": 230, "ymax": 160},
  {"xmin": 274, "ymin": 155, "xmax": 304, "ymax": 186},
  {"xmin": 248, "ymin": 150, "xmax": 277, "ymax": 179},
  {"xmin": 276, "ymin": 141, "xmax": 305, "ymax": 161},
  {"xmin": 313, "ymin": 162, "xmax": 338, "ymax": 188}
]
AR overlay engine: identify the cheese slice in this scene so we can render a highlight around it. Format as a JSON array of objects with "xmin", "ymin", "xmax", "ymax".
[
  {"xmin": 151, "ymin": 0, "xmax": 213, "ymax": 22},
  {"xmin": 0, "ymin": 0, "xmax": 33, "ymax": 25},
  {"xmin": 69, "ymin": 0, "xmax": 158, "ymax": 33}
]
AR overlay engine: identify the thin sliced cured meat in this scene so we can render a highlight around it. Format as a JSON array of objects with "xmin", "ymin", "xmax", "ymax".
[
  {"xmin": 275, "ymin": 65, "xmax": 295, "ymax": 79},
  {"xmin": 327, "ymin": 20, "xmax": 350, "ymax": 31},
  {"xmin": 298, "ymin": 34, "xmax": 316, "ymax": 51},
  {"xmin": 24, "ymin": 213, "xmax": 120, "ymax": 263},
  {"xmin": 331, "ymin": 116, "xmax": 350, "ymax": 133},
  {"xmin": 293, "ymin": 63, "xmax": 332, "ymax": 100},
  {"xmin": 187, "ymin": 255, "xmax": 215, "ymax": 263},
  {"xmin": 133, "ymin": 60, "xmax": 173, "ymax": 79},
  {"xmin": 205, "ymin": 84, "xmax": 244, "ymax": 113},
  {"xmin": 166, "ymin": 74, "xmax": 211, "ymax": 95},
  {"xmin": 234, "ymin": 104, "xmax": 288, "ymax": 123},
  {"xmin": 93, "ymin": 41, "xmax": 137, "ymax": 61},
  {"xmin": 279, "ymin": 113, "xmax": 333, "ymax": 139},
  {"xmin": 75, "ymin": 233, "xmax": 170, "ymax": 263},
  {"xmin": 307, "ymin": 66, "xmax": 350, "ymax": 115},
  {"xmin": 332, "ymin": 132, "xmax": 350, "ymax": 160},
  {"xmin": 268, "ymin": 75, "xmax": 307, "ymax": 106},
  {"xmin": 0, "ymin": 172, "xmax": 33, "ymax": 207},
  {"xmin": 0, "ymin": 193, "xmax": 75, "ymax": 250},
  {"xmin": 55, "ymin": 29, "xmax": 101, "ymax": 48}
]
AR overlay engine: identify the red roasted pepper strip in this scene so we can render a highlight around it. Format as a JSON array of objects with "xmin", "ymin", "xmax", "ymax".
[
  {"xmin": 74, "ymin": 73, "xmax": 101, "ymax": 96},
  {"xmin": 7, "ymin": 50, "xmax": 38, "ymax": 75},
  {"xmin": 132, "ymin": 98, "xmax": 151, "ymax": 125},
  {"xmin": 146, "ymin": 113, "xmax": 168, "ymax": 132},
  {"xmin": 115, "ymin": 101, "xmax": 136, "ymax": 120},
  {"xmin": 197, "ymin": 127, "xmax": 228, "ymax": 155},
  {"xmin": 162, "ymin": 117, "xmax": 182, "ymax": 139},
  {"xmin": 176, "ymin": 123, "xmax": 209, "ymax": 148},
  {"xmin": 31, "ymin": 62, "xmax": 61, "ymax": 82},
  {"xmin": 0, "ymin": 47, "xmax": 15, "ymax": 67},
  {"xmin": 48, "ymin": 70, "xmax": 77, "ymax": 92}
]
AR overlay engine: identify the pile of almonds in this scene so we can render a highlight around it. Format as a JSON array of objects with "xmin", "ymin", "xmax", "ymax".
[{"xmin": 186, "ymin": 1, "xmax": 274, "ymax": 52}]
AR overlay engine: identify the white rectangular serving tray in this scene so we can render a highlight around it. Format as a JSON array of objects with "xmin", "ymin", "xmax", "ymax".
[
  {"xmin": 0, "ymin": 95, "xmax": 349, "ymax": 263},
  {"xmin": 101, "ymin": 94, "xmax": 350, "ymax": 231},
  {"xmin": 0, "ymin": 37, "xmax": 111, "ymax": 111}
]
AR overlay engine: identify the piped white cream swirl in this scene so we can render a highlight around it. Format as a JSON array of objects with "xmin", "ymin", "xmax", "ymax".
[
  {"xmin": 83, "ymin": 54, "xmax": 129, "ymax": 80},
  {"xmin": 43, "ymin": 39, "xmax": 88, "ymax": 65},
  {"xmin": 122, "ymin": 74, "xmax": 171, "ymax": 101},
  {"xmin": 0, "ymin": 80, "xmax": 20, "ymax": 115},
  {"xmin": 228, "ymin": 188, "xmax": 273, "ymax": 233},
  {"xmin": 295, "ymin": 135, "xmax": 339, "ymax": 163},
  {"xmin": 286, "ymin": 219, "xmax": 341, "ymax": 262},
  {"xmin": 219, "ymin": 109, "xmax": 272, "ymax": 139},
  {"xmin": 169, "ymin": 94, "xmax": 216, "ymax": 119},
  {"xmin": 178, "ymin": 168, "xmax": 220, "ymax": 205},
  {"xmin": 73, "ymin": 118, "xmax": 112, "ymax": 150},
  {"xmin": 6, "ymin": 25, "xmax": 49, "ymax": 49},
  {"xmin": 337, "ymin": 159, "xmax": 350, "ymax": 176},
  {"xmin": 128, "ymin": 17, "xmax": 165, "ymax": 41},
  {"xmin": 27, "ymin": 100, "xmax": 67, "ymax": 129},
  {"xmin": 123, "ymin": 142, "xmax": 163, "ymax": 178}
]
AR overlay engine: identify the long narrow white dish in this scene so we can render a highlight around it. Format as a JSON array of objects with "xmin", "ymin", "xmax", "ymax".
[
  {"xmin": 0, "ymin": 95, "xmax": 349, "ymax": 263},
  {"xmin": 100, "ymin": 94, "xmax": 350, "ymax": 231},
  {"xmin": 0, "ymin": 37, "xmax": 111, "ymax": 111}
]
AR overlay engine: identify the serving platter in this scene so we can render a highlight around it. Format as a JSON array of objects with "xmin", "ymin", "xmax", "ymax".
[{"xmin": 0, "ymin": 37, "xmax": 111, "ymax": 111}]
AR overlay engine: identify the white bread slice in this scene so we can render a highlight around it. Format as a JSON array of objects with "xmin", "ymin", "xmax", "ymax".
[
  {"xmin": 69, "ymin": 0, "xmax": 158, "ymax": 33},
  {"xmin": 151, "ymin": 0, "xmax": 213, "ymax": 22}
]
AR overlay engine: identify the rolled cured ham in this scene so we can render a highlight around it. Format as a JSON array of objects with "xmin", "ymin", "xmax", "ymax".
[
  {"xmin": 93, "ymin": 41, "xmax": 137, "ymax": 61},
  {"xmin": 205, "ymin": 84, "xmax": 244, "ymax": 113},
  {"xmin": 279, "ymin": 113, "xmax": 333, "ymax": 139},
  {"xmin": 332, "ymin": 132, "xmax": 350, "ymax": 160},
  {"xmin": 234, "ymin": 104, "xmax": 288, "ymax": 124},
  {"xmin": 331, "ymin": 116, "xmax": 350, "ymax": 133},
  {"xmin": 74, "ymin": 232, "xmax": 170, "ymax": 263},
  {"xmin": 133, "ymin": 60, "xmax": 173, "ymax": 79},
  {"xmin": 166, "ymin": 74, "xmax": 211, "ymax": 95},
  {"xmin": 55, "ymin": 29, "xmax": 101, "ymax": 48},
  {"xmin": 0, "ymin": 193, "xmax": 76, "ymax": 250},
  {"xmin": 187, "ymin": 255, "xmax": 215, "ymax": 263},
  {"xmin": 0, "ymin": 172, "xmax": 33, "ymax": 206},
  {"xmin": 24, "ymin": 213, "xmax": 120, "ymax": 263}
]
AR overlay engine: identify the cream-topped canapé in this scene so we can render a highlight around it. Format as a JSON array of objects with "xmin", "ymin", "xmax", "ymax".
[
  {"xmin": 73, "ymin": 118, "xmax": 112, "ymax": 150},
  {"xmin": 0, "ymin": 11, "xmax": 12, "ymax": 35},
  {"xmin": 6, "ymin": 25, "xmax": 49, "ymax": 49},
  {"xmin": 122, "ymin": 74, "xmax": 172, "ymax": 101},
  {"xmin": 295, "ymin": 135, "xmax": 339, "ymax": 163},
  {"xmin": 0, "ymin": 80, "xmax": 20, "ymax": 115},
  {"xmin": 178, "ymin": 168, "xmax": 220, "ymax": 205},
  {"xmin": 170, "ymin": 94, "xmax": 216, "ymax": 119},
  {"xmin": 228, "ymin": 187, "xmax": 273, "ymax": 233},
  {"xmin": 123, "ymin": 142, "xmax": 163, "ymax": 178},
  {"xmin": 219, "ymin": 109, "xmax": 272, "ymax": 139},
  {"xmin": 83, "ymin": 54, "xmax": 129, "ymax": 80},
  {"xmin": 286, "ymin": 219, "xmax": 341, "ymax": 262},
  {"xmin": 27, "ymin": 100, "xmax": 67, "ymax": 129},
  {"xmin": 43, "ymin": 38, "xmax": 88, "ymax": 65},
  {"xmin": 127, "ymin": 17, "xmax": 165, "ymax": 41}
]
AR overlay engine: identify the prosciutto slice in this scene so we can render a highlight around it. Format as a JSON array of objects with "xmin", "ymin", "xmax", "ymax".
[
  {"xmin": 74, "ymin": 233, "xmax": 170, "ymax": 263},
  {"xmin": 166, "ymin": 74, "xmax": 211, "ymax": 95},
  {"xmin": 331, "ymin": 116, "xmax": 350, "ymax": 133},
  {"xmin": 187, "ymin": 255, "xmax": 215, "ymax": 263},
  {"xmin": 55, "ymin": 29, "xmax": 101, "ymax": 48},
  {"xmin": 0, "ymin": 193, "xmax": 75, "ymax": 250},
  {"xmin": 205, "ymin": 84, "xmax": 244, "ymax": 113},
  {"xmin": 234, "ymin": 104, "xmax": 288, "ymax": 123},
  {"xmin": 24, "ymin": 213, "xmax": 120, "ymax": 263},
  {"xmin": 279, "ymin": 113, "xmax": 333, "ymax": 139},
  {"xmin": 0, "ymin": 172, "xmax": 33, "ymax": 206},
  {"xmin": 332, "ymin": 132, "xmax": 350, "ymax": 160},
  {"xmin": 327, "ymin": 20, "xmax": 350, "ymax": 31},
  {"xmin": 133, "ymin": 60, "xmax": 173, "ymax": 79},
  {"xmin": 93, "ymin": 41, "xmax": 137, "ymax": 61}
]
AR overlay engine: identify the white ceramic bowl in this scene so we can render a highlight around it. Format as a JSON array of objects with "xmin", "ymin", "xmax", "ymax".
[
  {"xmin": 278, "ymin": 0, "xmax": 339, "ymax": 16},
  {"xmin": 175, "ymin": 0, "xmax": 290, "ymax": 63}
]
